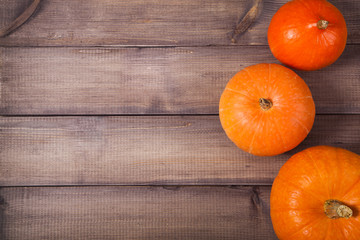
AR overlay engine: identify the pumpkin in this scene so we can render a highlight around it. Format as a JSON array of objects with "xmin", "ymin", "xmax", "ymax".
[
  {"xmin": 219, "ymin": 63, "xmax": 315, "ymax": 156},
  {"xmin": 267, "ymin": 0, "xmax": 347, "ymax": 71},
  {"xmin": 270, "ymin": 146, "xmax": 360, "ymax": 239}
]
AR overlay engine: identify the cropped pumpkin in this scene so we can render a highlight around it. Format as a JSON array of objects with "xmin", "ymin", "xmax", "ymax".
[
  {"xmin": 271, "ymin": 146, "xmax": 360, "ymax": 239},
  {"xmin": 219, "ymin": 63, "xmax": 315, "ymax": 156},
  {"xmin": 268, "ymin": 0, "xmax": 347, "ymax": 71}
]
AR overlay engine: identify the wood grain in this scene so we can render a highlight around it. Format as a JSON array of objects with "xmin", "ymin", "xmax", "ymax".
[
  {"xmin": 0, "ymin": 115, "xmax": 359, "ymax": 186},
  {"xmin": 0, "ymin": 0, "xmax": 34, "ymax": 30},
  {"xmin": 0, "ymin": 0, "xmax": 359, "ymax": 46},
  {"xmin": 0, "ymin": 0, "xmax": 41, "ymax": 38},
  {"xmin": 0, "ymin": 186, "xmax": 276, "ymax": 240},
  {"xmin": 0, "ymin": 0, "xmax": 358, "ymax": 239},
  {"xmin": 1, "ymin": 45, "xmax": 359, "ymax": 115}
]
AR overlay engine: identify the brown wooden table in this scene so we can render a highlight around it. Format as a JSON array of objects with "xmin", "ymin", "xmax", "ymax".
[{"xmin": 0, "ymin": 0, "xmax": 359, "ymax": 239}]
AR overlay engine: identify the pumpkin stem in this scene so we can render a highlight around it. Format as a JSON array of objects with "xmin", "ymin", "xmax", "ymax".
[
  {"xmin": 259, "ymin": 98, "xmax": 273, "ymax": 111},
  {"xmin": 324, "ymin": 199, "xmax": 353, "ymax": 219},
  {"xmin": 317, "ymin": 20, "xmax": 329, "ymax": 30}
]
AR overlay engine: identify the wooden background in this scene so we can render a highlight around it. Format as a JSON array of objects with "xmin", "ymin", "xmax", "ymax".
[{"xmin": 0, "ymin": 0, "xmax": 359, "ymax": 239}]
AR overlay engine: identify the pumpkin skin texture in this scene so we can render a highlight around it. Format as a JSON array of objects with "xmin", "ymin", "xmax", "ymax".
[
  {"xmin": 268, "ymin": 0, "xmax": 347, "ymax": 71},
  {"xmin": 271, "ymin": 146, "xmax": 360, "ymax": 240},
  {"xmin": 219, "ymin": 63, "xmax": 315, "ymax": 156}
]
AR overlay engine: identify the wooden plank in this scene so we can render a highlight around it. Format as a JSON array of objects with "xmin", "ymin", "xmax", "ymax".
[
  {"xmin": 0, "ymin": 0, "xmax": 34, "ymax": 28},
  {"xmin": 0, "ymin": 0, "xmax": 41, "ymax": 38},
  {"xmin": 0, "ymin": 0, "xmax": 359, "ymax": 46},
  {"xmin": 0, "ymin": 115, "xmax": 359, "ymax": 186},
  {"xmin": 1, "ymin": 45, "xmax": 359, "ymax": 115},
  {"xmin": 0, "ymin": 186, "xmax": 276, "ymax": 240}
]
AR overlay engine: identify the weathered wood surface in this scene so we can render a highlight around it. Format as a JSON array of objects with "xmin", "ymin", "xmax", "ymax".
[
  {"xmin": 0, "ymin": 0, "xmax": 41, "ymax": 38},
  {"xmin": 0, "ymin": 115, "xmax": 359, "ymax": 186},
  {"xmin": 0, "ymin": 0, "xmax": 359, "ymax": 46},
  {"xmin": 0, "ymin": 0, "xmax": 359, "ymax": 239},
  {"xmin": 0, "ymin": 186, "xmax": 276, "ymax": 240},
  {"xmin": 1, "ymin": 45, "xmax": 359, "ymax": 115}
]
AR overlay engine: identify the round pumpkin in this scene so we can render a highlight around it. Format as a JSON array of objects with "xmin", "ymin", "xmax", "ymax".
[
  {"xmin": 219, "ymin": 63, "xmax": 315, "ymax": 156},
  {"xmin": 271, "ymin": 146, "xmax": 360, "ymax": 239},
  {"xmin": 268, "ymin": 0, "xmax": 347, "ymax": 71}
]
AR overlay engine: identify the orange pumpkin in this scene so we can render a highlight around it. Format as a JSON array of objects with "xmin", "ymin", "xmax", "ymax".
[
  {"xmin": 268, "ymin": 0, "xmax": 347, "ymax": 71},
  {"xmin": 271, "ymin": 146, "xmax": 360, "ymax": 239},
  {"xmin": 219, "ymin": 63, "xmax": 315, "ymax": 156}
]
